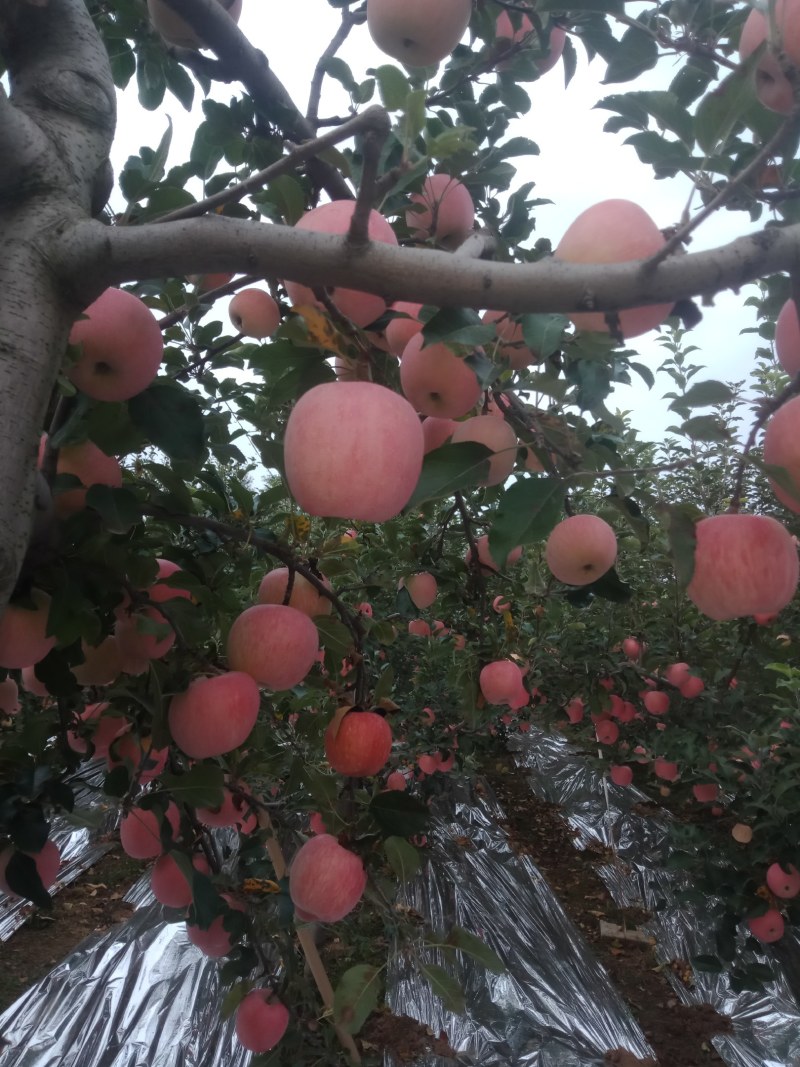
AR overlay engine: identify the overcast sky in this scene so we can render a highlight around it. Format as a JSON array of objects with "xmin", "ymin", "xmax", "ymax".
[{"xmin": 113, "ymin": 1, "xmax": 768, "ymax": 442}]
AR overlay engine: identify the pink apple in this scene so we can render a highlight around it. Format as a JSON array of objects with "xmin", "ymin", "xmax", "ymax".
[
  {"xmin": 403, "ymin": 572, "xmax": 438, "ymax": 609},
  {"xmin": 284, "ymin": 381, "xmax": 424, "ymax": 522},
  {"xmin": 495, "ymin": 13, "xmax": 566, "ymax": 75},
  {"xmin": 622, "ymin": 637, "xmax": 642, "ymax": 660},
  {"xmin": 400, "ymin": 333, "xmax": 482, "ymax": 418},
  {"xmin": 115, "ymin": 605, "xmax": 176, "ymax": 664},
  {"xmin": 680, "ymin": 675, "xmax": 705, "ymax": 699},
  {"xmin": 610, "ymin": 765, "xmax": 633, "ymax": 787},
  {"xmin": 766, "ymin": 862, "xmax": 800, "ymax": 899},
  {"xmin": 408, "ymin": 619, "xmax": 432, "ymax": 637},
  {"xmin": 236, "ymin": 989, "xmax": 290, "ymax": 1053},
  {"xmin": 186, "ymin": 894, "xmax": 246, "ymax": 957},
  {"xmin": 151, "ymin": 852, "xmax": 211, "ymax": 908},
  {"xmin": 406, "ymin": 174, "xmax": 475, "ymax": 247},
  {"xmin": 149, "ymin": 559, "xmax": 193, "ymax": 603},
  {"xmin": 686, "ymin": 513, "xmax": 799, "ymax": 620},
  {"xmin": 545, "ymin": 514, "xmax": 618, "ymax": 585},
  {"xmin": 554, "ymin": 200, "xmax": 672, "ymax": 339},
  {"xmin": 763, "ymin": 396, "xmax": 800, "ymax": 511},
  {"xmin": 664, "ymin": 662, "xmax": 691, "ymax": 688},
  {"xmin": 120, "ymin": 801, "xmax": 180, "ymax": 860},
  {"xmin": 565, "ymin": 697, "xmax": 585, "ymax": 723},
  {"xmin": 289, "ymin": 834, "xmax": 366, "ymax": 922},
  {"xmin": 480, "ymin": 660, "xmax": 528, "ymax": 708},
  {"xmin": 168, "ymin": 671, "xmax": 260, "ymax": 758},
  {"xmin": 55, "ymin": 440, "xmax": 122, "ymax": 516},
  {"xmin": 451, "ymin": 415, "xmax": 518, "ymax": 486},
  {"xmin": 325, "ymin": 710, "xmax": 393, "ymax": 776},
  {"xmin": 739, "ymin": 0, "xmax": 800, "ymax": 113},
  {"xmin": 366, "ymin": 0, "xmax": 472, "ymax": 66},
  {"xmin": 692, "ymin": 783, "xmax": 719, "ymax": 803},
  {"xmin": 197, "ymin": 783, "xmax": 258, "ymax": 833},
  {"xmin": 422, "ymin": 416, "xmax": 458, "ymax": 453},
  {"xmin": 284, "ymin": 201, "xmax": 397, "ymax": 326},
  {"xmin": 466, "ymin": 534, "xmax": 523, "ymax": 572},
  {"xmin": 0, "ymin": 678, "xmax": 21, "ymax": 716},
  {"xmin": 106, "ymin": 734, "xmax": 168, "ymax": 782},
  {"xmin": 482, "ymin": 310, "xmax": 538, "ymax": 369},
  {"xmin": 68, "ymin": 287, "xmax": 163, "ymax": 402},
  {"xmin": 0, "ymin": 589, "xmax": 55, "ymax": 669},
  {"xmin": 386, "ymin": 302, "xmax": 423, "ymax": 357},
  {"xmin": 653, "ymin": 758, "xmax": 679, "ymax": 782},
  {"xmin": 747, "ymin": 909, "xmax": 785, "ymax": 943},
  {"xmin": 643, "ymin": 691, "xmax": 670, "ymax": 716},
  {"xmin": 775, "ymin": 298, "xmax": 800, "ymax": 375},
  {"xmin": 257, "ymin": 567, "xmax": 332, "ymax": 617},
  {"xmin": 229, "ymin": 288, "xmax": 280, "ymax": 339},
  {"xmin": 596, "ymin": 720, "xmax": 619, "ymax": 745},
  {"xmin": 227, "ymin": 604, "xmax": 319, "ymax": 690}
]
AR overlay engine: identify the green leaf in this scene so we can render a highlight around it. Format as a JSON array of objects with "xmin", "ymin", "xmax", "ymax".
[
  {"xmin": 164, "ymin": 60, "xmax": 195, "ymax": 110},
  {"xmin": 383, "ymin": 836, "xmax": 421, "ymax": 882},
  {"xmin": 520, "ymin": 313, "xmax": 568, "ymax": 359},
  {"xmin": 401, "ymin": 89, "xmax": 427, "ymax": 147},
  {"xmin": 692, "ymin": 954, "xmax": 723, "ymax": 973},
  {"xmin": 315, "ymin": 616, "xmax": 354, "ymax": 658},
  {"xmin": 85, "ymin": 486, "xmax": 141, "ymax": 534},
  {"xmin": 446, "ymin": 926, "xmax": 505, "ymax": 974},
  {"xmin": 369, "ymin": 791, "xmax": 429, "ymax": 837},
  {"xmin": 695, "ymin": 60, "xmax": 758, "ymax": 154},
  {"xmin": 572, "ymin": 565, "xmax": 633, "ymax": 603},
  {"xmin": 333, "ymin": 965, "xmax": 381, "ymax": 1035},
  {"xmin": 419, "ymin": 962, "xmax": 466, "ymax": 1014},
  {"xmin": 603, "ymin": 24, "xmax": 658, "ymax": 84},
  {"xmin": 659, "ymin": 502, "xmax": 701, "ymax": 588},
  {"xmin": 489, "ymin": 476, "xmax": 564, "ymax": 570},
  {"xmin": 220, "ymin": 982, "xmax": 251, "ymax": 1022},
  {"xmin": 374, "ymin": 64, "xmax": 409, "ymax": 111},
  {"xmin": 671, "ymin": 379, "xmax": 735, "ymax": 410},
  {"xmin": 161, "ymin": 764, "xmax": 226, "ymax": 808},
  {"xmin": 421, "ymin": 308, "xmax": 495, "ymax": 347},
  {"xmin": 678, "ymin": 415, "xmax": 732, "ymax": 442},
  {"xmin": 322, "ymin": 57, "xmax": 359, "ymax": 95},
  {"xmin": 406, "ymin": 443, "xmax": 493, "ymax": 508},
  {"xmin": 129, "ymin": 379, "xmax": 206, "ymax": 465}
]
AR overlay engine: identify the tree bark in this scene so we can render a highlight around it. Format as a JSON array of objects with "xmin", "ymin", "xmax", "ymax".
[{"xmin": 0, "ymin": 0, "xmax": 115, "ymax": 610}]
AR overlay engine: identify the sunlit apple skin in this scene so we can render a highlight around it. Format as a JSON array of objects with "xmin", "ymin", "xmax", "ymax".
[
  {"xmin": 495, "ymin": 13, "xmax": 566, "ymax": 75},
  {"xmin": 229, "ymin": 288, "xmax": 281, "ymax": 339},
  {"xmin": 284, "ymin": 201, "xmax": 398, "ymax": 327},
  {"xmin": 151, "ymin": 851, "xmax": 211, "ymax": 908},
  {"xmin": 406, "ymin": 174, "xmax": 474, "ymax": 247},
  {"xmin": 227, "ymin": 604, "xmax": 319, "ymax": 690},
  {"xmin": 482, "ymin": 310, "xmax": 538, "ymax": 369},
  {"xmin": 400, "ymin": 334, "xmax": 482, "ymax": 418},
  {"xmin": 451, "ymin": 415, "xmax": 517, "ymax": 486},
  {"xmin": 68, "ymin": 287, "xmax": 163, "ymax": 402},
  {"xmin": 740, "ymin": 0, "xmax": 800, "ymax": 113},
  {"xmin": 465, "ymin": 534, "xmax": 523, "ymax": 572},
  {"xmin": 289, "ymin": 834, "xmax": 367, "ymax": 922},
  {"xmin": 776, "ymin": 298, "xmax": 800, "ymax": 376},
  {"xmin": 403, "ymin": 572, "xmax": 438, "ymax": 609},
  {"xmin": 0, "ymin": 840, "xmax": 60, "ymax": 897},
  {"xmin": 54, "ymin": 440, "xmax": 122, "ymax": 516},
  {"xmin": 325, "ymin": 711, "xmax": 393, "ymax": 776},
  {"xmin": 120, "ymin": 802, "xmax": 180, "ymax": 860},
  {"xmin": 147, "ymin": 0, "xmax": 242, "ymax": 49},
  {"xmin": 764, "ymin": 396, "xmax": 800, "ymax": 511},
  {"xmin": 686, "ymin": 513, "xmax": 799, "ymax": 620},
  {"xmin": 747, "ymin": 909, "xmax": 785, "ymax": 943},
  {"xmin": 284, "ymin": 382, "xmax": 424, "ymax": 522},
  {"xmin": 554, "ymin": 200, "xmax": 672, "ymax": 339},
  {"xmin": 0, "ymin": 589, "xmax": 55, "ymax": 669},
  {"xmin": 236, "ymin": 990, "xmax": 290, "ymax": 1053},
  {"xmin": 766, "ymin": 862, "xmax": 800, "ymax": 899},
  {"xmin": 257, "ymin": 567, "xmax": 332, "ymax": 617},
  {"xmin": 545, "ymin": 514, "xmax": 618, "ymax": 585},
  {"xmin": 386, "ymin": 302, "xmax": 423, "ymax": 357},
  {"xmin": 366, "ymin": 0, "xmax": 472, "ymax": 67},
  {"xmin": 168, "ymin": 671, "xmax": 260, "ymax": 758}
]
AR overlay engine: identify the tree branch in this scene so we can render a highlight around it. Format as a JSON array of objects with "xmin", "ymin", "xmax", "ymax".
[
  {"xmin": 58, "ymin": 213, "xmax": 800, "ymax": 319},
  {"xmin": 306, "ymin": 9, "xmax": 360, "ymax": 127},
  {"xmin": 158, "ymin": 0, "xmax": 352, "ymax": 201}
]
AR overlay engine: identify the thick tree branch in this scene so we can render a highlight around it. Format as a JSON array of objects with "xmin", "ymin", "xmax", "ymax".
[
  {"xmin": 57, "ymin": 214, "xmax": 800, "ymax": 318},
  {"xmin": 158, "ymin": 0, "xmax": 352, "ymax": 201}
]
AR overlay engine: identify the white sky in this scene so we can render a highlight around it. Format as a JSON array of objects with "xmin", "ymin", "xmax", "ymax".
[{"xmin": 113, "ymin": 1, "xmax": 769, "ymax": 442}]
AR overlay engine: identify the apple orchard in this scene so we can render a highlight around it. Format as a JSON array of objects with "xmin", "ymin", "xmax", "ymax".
[{"xmin": 3, "ymin": 0, "xmax": 800, "ymax": 1059}]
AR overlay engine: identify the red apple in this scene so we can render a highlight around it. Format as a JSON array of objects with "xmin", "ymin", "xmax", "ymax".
[
  {"xmin": 197, "ymin": 783, "xmax": 258, "ymax": 834},
  {"xmin": 68, "ymin": 287, "xmax": 163, "ymax": 402},
  {"xmin": 54, "ymin": 440, "xmax": 122, "ymax": 516},
  {"xmin": 186, "ymin": 893, "xmax": 246, "ymax": 957},
  {"xmin": 257, "ymin": 568, "xmax": 332, "ymax": 617},
  {"xmin": 106, "ymin": 734, "xmax": 168, "ymax": 782},
  {"xmin": 622, "ymin": 637, "xmax": 642, "ymax": 660},
  {"xmin": 227, "ymin": 604, "xmax": 319, "ymax": 690},
  {"xmin": 495, "ymin": 13, "xmax": 566, "ymax": 75},
  {"xmin": 692, "ymin": 783, "xmax": 719, "ymax": 803},
  {"xmin": 0, "ymin": 589, "xmax": 55, "ymax": 669},
  {"xmin": 406, "ymin": 174, "xmax": 474, "ymax": 247},
  {"xmin": 596, "ymin": 720, "xmax": 619, "ymax": 745},
  {"xmin": 169, "ymin": 671, "xmax": 260, "ymax": 757},
  {"xmin": 653, "ymin": 758, "xmax": 679, "ymax": 782},
  {"xmin": 284, "ymin": 381, "xmax": 424, "ymax": 522},
  {"xmin": 422, "ymin": 416, "xmax": 458, "ymax": 453},
  {"xmin": 610, "ymin": 765, "xmax": 633, "ymax": 787},
  {"xmin": 236, "ymin": 989, "xmax": 290, "ymax": 1053},
  {"xmin": 400, "ymin": 334, "xmax": 482, "ymax": 418},
  {"xmin": 766, "ymin": 862, "xmax": 800, "ymax": 899},
  {"xmin": 229, "ymin": 288, "xmax": 280, "ymax": 339},
  {"xmin": 747, "ymin": 909, "xmax": 785, "ymax": 943},
  {"xmin": 482, "ymin": 310, "xmax": 538, "ymax": 369},
  {"xmin": 466, "ymin": 534, "xmax": 523, "ymax": 572},
  {"xmin": 402, "ymin": 572, "xmax": 438, "ymax": 609},
  {"xmin": 366, "ymin": 0, "xmax": 472, "ymax": 66},
  {"xmin": 120, "ymin": 801, "xmax": 180, "ymax": 860},
  {"xmin": 739, "ymin": 0, "xmax": 800, "ymax": 113},
  {"xmin": 764, "ymin": 396, "xmax": 800, "ymax": 511},
  {"xmin": 686, "ymin": 513, "xmax": 799, "ymax": 620},
  {"xmin": 408, "ymin": 619, "xmax": 432, "ymax": 637},
  {"xmin": 545, "ymin": 514, "xmax": 617, "ymax": 585},
  {"xmin": 775, "ymin": 298, "xmax": 800, "ymax": 375},
  {"xmin": 643, "ymin": 691, "xmax": 669, "ymax": 716},
  {"xmin": 325, "ymin": 710, "xmax": 393, "ymax": 777},
  {"xmin": 451, "ymin": 415, "xmax": 518, "ymax": 486},
  {"xmin": 289, "ymin": 834, "xmax": 367, "ymax": 922},
  {"xmin": 479, "ymin": 660, "xmax": 528, "ymax": 709},
  {"xmin": 115, "ymin": 605, "xmax": 176, "ymax": 665},
  {"xmin": 386, "ymin": 302, "xmax": 423, "ymax": 357},
  {"xmin": 151, "ymin": 851, "xmax": 211, "ymax": 908}
]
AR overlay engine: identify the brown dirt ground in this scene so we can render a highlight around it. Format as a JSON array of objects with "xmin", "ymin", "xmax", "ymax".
[{"xmin": 484, "ymin": 753, "xmax": 731, "ymax": 1067}]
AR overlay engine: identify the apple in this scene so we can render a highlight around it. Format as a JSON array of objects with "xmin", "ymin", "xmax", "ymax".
[
  {"xmin": 554, "ymin": 200, "xmax": 672, "ymax": 339},
  {"xmin": 325, "ymin": 710, "xmax": 393, "ymax": 776},
  {"xmin": 643, "ymin": 691, "xmax": 669, "ymax": 716},
  {"xmin": 523, "ymin": 446, "xmax": 545, "ymax": 473},
  {"xmin": 257, "ymin": 567, "xmax": 332, "ymax": 617},
  {"xmin": 72, "ymin": 635, "xmax": 123, "ymax": 686},
  {"xmin": 479, "ymin": 660, "xmax": 528, "ymax": 709},
  {"xmin": 766, "ymin": 862, "xmax": 800, "ymax": 899},
  {"xmin": 400, "ymin": 333, "xmax": 482, "ymax": 418},
  {"xmin": 284, "ymin": 381, "xmax": 424, "ymax": 522},
  {"xmin": 764, "ymin": 396, "xmax": 800, "ymax": 511},
  {"xmin": 68, "ymin": 287, "xmax": 163, "ymax": 402},
  {"xmin": 115, "ymin": 605, "xmax": 176, "ymax": 665},
  {"xmin": 406, "ymin": 174, "xmax": 475, "ymax": 247},
  {"xmin": 151, "ymin": 851, "xmax": 211, "ymax": 908},
  {"xmin": 408, "ymin": 619, "xmax": 432, "ymax": 637},
  {"xmin": 149, "ymin": 558, "xmax": 193, "ymax": 603},
  {"xmin": 739, "ymin": 0, "xmax": 800, "ymax": 113},
  {"xmin": 679, "ymin": 675, "xmax": 705, "ymax": 699},
  {"xmin": 169, "ymin": 672, "xmax": 260, "ymax": 758},
  {"xmin": 68, "ymin": 701, "xmax": 130, "ymax": 758},
  {"xmin": 481, "ymin": 310, "xmax": 538, "ymax": 369},
  {"xmin": 402, "ymin": 572, "xmax": 438, "ymax": 609},
  {"xmin": 664, "ymin": 662, "xmax": 691, "ymax": 688},
  {"xmin": 227, "ymin": 604, "xmax": 319, "ymax": 690},
  {"xmin": 385, "ymin": 302, "xmax": 423, "ymax": 357},
  {"xmin": 565, "ymin": 697, "xmax": 585, "ymax": 723},
  {"xmin": 54, "ymin": 440, "xmax": 122, "ymax": 515},
  {"xmin": 422, "ymin": 416, "xmax": 457, "ymax": 453},
  {"xmin": 147, "ymin": 0, "xmax": 243, "ymax": 49},
  {"xmin": 451, "ymin": 415, "xmax": 518, "ymax": 486},
  {"xmin": 596, "ymin": 720, "xmax": 619, "ymax": 745},
  {"xmin": 545, "ymin": 514, "xmax": 618, "ymax": 585},
  {"xmin": 283, "ymin": 201, "xmax": 398, "ymax": 327},
  {"xmin": 686, "ymin": 513, "xmax": 799, "ymax": 620},
  {"xmin": 21, "ymin": 666, "xmax": 50, "ymax": 697},
  {"xmin": 610, "ymin": 765, "xmax": 633, "ymax": 787},
  {"xmin": 120, "ymin": 801, "xmax": 180, "ymax": 860},
  {"xmin": 0, "ymin": 840, "xmax": 61, "ymax": 897},
  {"xmin": 622, "ymin": 637, "xmax": 642, "ymax": 660},
  {"xmin": 653, "ymin": 759, "xmax": 679, "ymax": 781},
  {"xmin": 495, "ymin": 13, "xmax": 566, "ymax": 75},
  {"xmin": 0, "ymin": 677, "xmax": 20, "ymax": 716},
  {"xmin": 289, "ymin": 834, "xmax": 367, "ymax": 922},
  {"xmin": 236, "ymin": 990, "xmax": 290, "ymax": 1053},
  {"xmin": 229, "ymin": 288, "xmax": 280, "ymax": 339},
  {"xmin": 465, "ymin": 534, "xmax": 523, "ymax": 571},
  {"xmin": 747, "ymin": 909, "xmax": 785, "ymax": 943},
  {"xmin": 775, "ymin": 298, "xmax": 800, "ymax": 375},
  {"xmin": 107, "ymin": 733, "xmax": 168, "ymax": 782},
  {"xmin": 386, "ymin": 771, "xmax": 407, "ymax": 791},
  {"xmin": 186, "ymin": 894, "xmax": 246, "ymax": 957},
  {"xmin": 692, "ymin": 784, "xmax": 719, "ymax": 803},
  {"xmin": 366, "ymin": 0, "xmax": 472, "ymax": 66},
  {"xmin": 189, "ymin": 272, "xmax": 234, "ymax": 292},
  {"xmin": 197, "ymin": 782, "xmax": 258, "ymax": 833},
  {"xmin": 0, "ymin": 589, "xmax": 56, "ymax": 669}
]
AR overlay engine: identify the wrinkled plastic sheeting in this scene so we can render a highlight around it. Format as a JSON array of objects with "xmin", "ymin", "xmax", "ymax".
[
  {"xmin": 510, "ymin": 728, "xmax": 800, "ymax": 1067},
  {"xmin": 0, "ymin": 763, "xmax": 119, "ymax": 942},
  {"xmin": 384, "ymin": 778, "xmax": 655, "ymax": 1067}
]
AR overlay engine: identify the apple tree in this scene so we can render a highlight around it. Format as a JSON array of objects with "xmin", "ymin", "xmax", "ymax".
[{"xmin": 2, "ymin": 0, "xmax": 800, "ymax": 1058}]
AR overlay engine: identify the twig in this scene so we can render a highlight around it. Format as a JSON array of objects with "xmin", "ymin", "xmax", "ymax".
[
  {"xmin": 729, "ymin": 370, "xmax": 800, "ymax": 510},
  {"xmin": 347, "ymin": 114, "xmax": 392, "ymax": 248},
  {"xmin": 307, "ymin": 11, "xmax": 359, "ymax": 127},
  {"xmin": 644, "ymin": 110, "xmax": 800, "ymax": 271},
  {"xmin": 172, "ymin": 332, "xmax": 243, "ymax": 381},
  {"xmin": 158, "ymin": 274, "xmax": 259, "ymax": 331}
]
